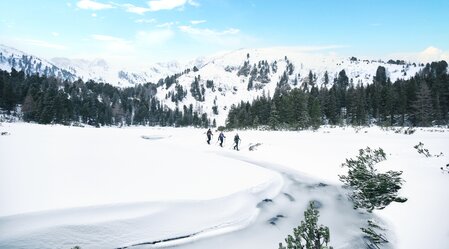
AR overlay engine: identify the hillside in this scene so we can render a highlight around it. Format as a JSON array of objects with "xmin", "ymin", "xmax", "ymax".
[
  {"xmin": 1, "ymin": 45, "xmax": 428, "ymax": 126},
  {"xmin": 157, "ymin": 47, "xmax": 424, "ymax": 125}
]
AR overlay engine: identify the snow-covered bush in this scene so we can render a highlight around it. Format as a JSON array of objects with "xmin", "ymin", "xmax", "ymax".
[
  {"xmin": 278, "ymin": 201, "xmax": 333, "ymax": 249},
  {"xmin": 339, "ymin": 147, "xmax": 407, "ymax": 212},
  {"xmin": 414, "ymin": 142, "xmax": 431, "ymax": 157},
  {"xmin": 340, "ymin": 147, "xmax": 408, "ymax": 247},
  {"xmin": 414, "ymin": 142, "xmax": 444, "ymax": 157}
]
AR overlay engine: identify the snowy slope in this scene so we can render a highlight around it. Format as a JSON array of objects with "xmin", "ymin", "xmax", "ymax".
[
  {"xmin": 157, "ymin": 47, "xmax": 424, "ymax": 125},
  {"xmin": 50, "ymin": 57, "xmax": 185, "ymax": 87},
  {"xmin": 0, "ymin": 45, "xmax": 77, "ymax": 81},
  {"xmin": 0, "ymin": 44, "xmax": 185, "ymax": 87}
]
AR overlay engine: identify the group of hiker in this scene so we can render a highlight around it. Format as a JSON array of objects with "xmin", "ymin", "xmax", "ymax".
[{"xmin": 206, "ymin": 128, "xmax": 241, "ymax": 150}]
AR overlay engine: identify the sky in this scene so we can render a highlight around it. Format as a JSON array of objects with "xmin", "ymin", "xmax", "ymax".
[{"xmin": 0, "ymin": 0, "xmax": 448, "ymax": 70}]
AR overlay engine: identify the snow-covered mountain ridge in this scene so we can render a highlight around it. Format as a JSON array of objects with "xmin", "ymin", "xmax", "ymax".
[
  {"xmin": 1, "ymin": 44, "xmax": 428, "ymax": 125},
  {"xmin": 0, "ymin": 44, "xmax": 184, "ymax": 87},
  {"xmin": 0, "ymin": 45, "xmax": 77, "ymax": 81}
]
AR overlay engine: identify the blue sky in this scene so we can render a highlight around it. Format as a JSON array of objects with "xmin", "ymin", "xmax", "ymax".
[{"xmin": 1, "ymin": 0, "xmax": 448, "ymax": 69}]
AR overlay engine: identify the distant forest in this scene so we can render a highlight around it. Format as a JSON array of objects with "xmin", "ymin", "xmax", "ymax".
[
  {"xmin": 227, "ymin": 61, "xmax": 449, "ymax": 129},
  {"xmin": 0, "ymin": 60, "xmax": 448, "ymax": 129},
  {"xmin": 0, "ymin": 69, "xmax": 213, "ymax": 127}
]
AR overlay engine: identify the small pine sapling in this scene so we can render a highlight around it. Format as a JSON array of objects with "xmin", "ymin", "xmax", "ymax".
[
  {"xmin": 361, "ymin": 219, "xmax": 388, "ymax": 249},
  {"xmin": 278, "ymin": 201, "xmax": 333, "ymax": 249},
  {"xmin": 414, "ymin": 142, "xmax": 431, "ymax": 157},
  {"xmin": 414, "ymin": 142, "xmax": 444, "ymax": 157}
]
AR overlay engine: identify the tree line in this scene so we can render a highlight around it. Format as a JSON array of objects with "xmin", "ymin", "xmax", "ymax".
[
  {"xmin": 0, "ymin": 68, "xmax": 213, "ymax": 127},
  {"xmin": 226, "ymin": 61, "xmax": 449, "ymax": 129}
]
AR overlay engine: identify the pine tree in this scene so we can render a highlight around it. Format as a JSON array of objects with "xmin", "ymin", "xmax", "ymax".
[
  {"xmin": 412, "ymin": 83, "xmax": 433, "ymax": 126},
  {"xmin": 190, "ymin": 77, "xmax": 203, "ymax": 102},
  {"xmin": 22, "ymin": 92, "xmax": 36, "ymax": 121},
  {"xmin": 323, "ymin": 71, "xmax": 329, "ymax": 86},
  {"xmin": 355, "ymin": 84, "xmax": 367, "ymax": 126},
  {"xmin": 247, "ymin": 77, "xmax": 254, "ymax": 91},
  {"xmin": 308, "ymin": 70, "xmax": 314, "ymax": 86},
  {"xmin": 336, "ymin": 69, "xmax": 349, "ymax": 89},
  {"xmin": 310, "ymin": 98, "xmax": 321, "ymax": 129},
  {"xmin": 326, "ymin": 88, "xmax": 338, "ymax": 125},
  {"xmin": 361, "ymin": 219, "xmax": 388, "ymax": 248},
  {"xmin": 253, "ymin": 115, "xmax": 259, "ymax": 128},
  {"xmin": 278, "ymin": 202, "xmax": 333, "ymax": 249},
  {"xmin": 268, "ymin": 102, "xmax": 280, "ymax": 130},
  {"xmin": 1, "ymin": 76, "xmax": 15, "ymax": 112},
  {"xmin": 297, "ymin": 94, "xmax": 310, "ymax": 130},
  {"xmin": 379, "ymin": 79, "xmax": 394, "ymax": 126},
  {"xmin": 374, "ymin": 66, "xmax": 387, "ymax": 85}
]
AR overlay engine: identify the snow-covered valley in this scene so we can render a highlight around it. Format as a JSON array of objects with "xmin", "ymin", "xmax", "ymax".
[{"xmin": 0, "ymin": 123, "xmax": 448, "ymax": 249}]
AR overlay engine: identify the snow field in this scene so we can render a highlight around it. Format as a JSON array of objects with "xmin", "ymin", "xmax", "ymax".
[
  {"xmin": 0, "ymin": 124, "xmax": 281, "ymax": 217},
  {"xmin": 0, "ymin": 123, "xmax": 448, "ymax": 249},
  {"xmin": 0, "ymin": 123, "xmax": 282, "ymax": 248}
]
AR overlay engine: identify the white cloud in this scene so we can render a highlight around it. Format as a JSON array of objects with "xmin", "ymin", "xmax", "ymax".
[
  {"xmin": 92, "ymin": 34, "xmax": 125, "ymax": 42},
  {"xmin": 84, "ymin": 30, "xmax": 175, "ymax": 69},
  {"xmin": 122, "ymin": 3, "xmax": 150, "ymax": 15},
  {"xmin": 178, "ymin": 25, "xmax": 254, "ymax": 47},
  {"xmin": 179, "ymin": 25, "xmax": 239, "ymax": 36},
  {"xmin": 187, "ymin": 0, "xmax": 200, "ymax": 7},
  {"xmin": 76, "ymin": 0, "xmax": 114, "ymax": 10},
  {"xmin": 285, "ymin": 45, "xmax": 348, "ymax": 52},
  {"xmin": 156, "ymin": 22, "xmax": 175, "ymax": 28},
  {"xmin": 1, "ymin": 20, "xmax": 14, "ymax": 29},
  {"xmin": 91, "ymin": 13, "xmax": 97, "ymax": 17},
  {"xmin": 190, "ymin": 20, "xmax": 206, "ymax": 25},
  {"xmin": 91, "ymin": 31, "xmax": 174, "ymax": 47},
  {"xmin": 22, "ymin": 39, "xmax": 67, "ymax": 50},
  {"xmin": 136, "ymin": 29, "xmax": 174, "ymax": 45},
  {"xmin": 88, "ymin": 30, "xmax": 174, "ymax": 63},
  {"xmin": 418, "ymin": 46, "xmax": 449, "ymax": 61},
  {"xmin": 91, "ymin": 34, "xmax": 134, "ymax": 52},
  {"xmin": 389, "ymin": 46, "xmax": 449, "ymax": 63},
  {"xmin": 51, "ymin": 32, "xmax": 60, "ymax": 37},
  {"xmin": 135, "ymin": 18, "xmax": 157, "ymax": 24},
  {"xmin": 147, "ymin": 0, "xmax": 198, "ymax": 11},
  {"xmin": 96, "ymin": 0, "xmax": 199, "ymax": 15}
]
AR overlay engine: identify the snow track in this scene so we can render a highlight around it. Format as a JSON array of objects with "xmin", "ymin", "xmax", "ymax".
[{"xmin": 172, "ymin": 153, "xmax": 374, "ymax": 249}]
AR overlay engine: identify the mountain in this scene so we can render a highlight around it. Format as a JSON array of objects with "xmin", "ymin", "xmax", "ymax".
[
  {"xmin": 0, "ymin": 44, "xmax": 185, "ymax": 87},
  {"xmin": 155, "ymin": 47, "xmax": 425, "ymax": 125},
  {"xmin": 1, "ymin": 44, "xmax": 427, "ymax": 126},
  {"xmin": 50, "ymin": 57, "xmax": 186, "ymax": 87},
  {"xmin": 0, "ymin": 45, "xmax": 77, "ymax": 81}
]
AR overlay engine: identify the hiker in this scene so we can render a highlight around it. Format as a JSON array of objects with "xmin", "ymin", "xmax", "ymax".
[
  {"xmin": 218, "ymin": 132, "xmax": 226, "ymax": 147},
  {"xmin": 206, "ymin": 128, "xmax": 213, "ymax": 144},
  {"xmin": 233, "ymin": 133, "xmax": 241, "ymax": 151}
]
